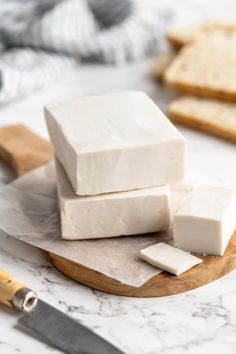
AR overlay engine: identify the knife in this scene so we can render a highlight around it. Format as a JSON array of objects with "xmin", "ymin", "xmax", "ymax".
[{"xmin": 0, "ymin": 268, "xmax": 125, "ymax": 354}]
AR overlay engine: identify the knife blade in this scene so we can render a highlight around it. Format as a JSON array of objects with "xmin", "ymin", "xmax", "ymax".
[
  {"xmin": 19, "ymin": 298, "xmax": 124, "ymax": 354},
  {"xmin": 0, "ymin": 268, "xmax": 125, "ymax": 354}
]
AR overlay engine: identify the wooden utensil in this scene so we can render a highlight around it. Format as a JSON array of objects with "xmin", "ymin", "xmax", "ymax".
[
  {"xmin": 0, "ymin": 267, "xmax": 37, "ymax": 309},
  {"xmin": 0, "ymin": 124, "xmax": 53, "ymax": 176}
]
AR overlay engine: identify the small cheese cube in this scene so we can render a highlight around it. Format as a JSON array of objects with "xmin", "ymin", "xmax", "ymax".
[
  {"xmin": 173, "ymin": 186, "xmax": 236, "ymax": 256},
  {"xmin": 56, "ymin": 160, "xmax": 171, "ymax": 240},
  {"xmin": 45, "ymin": 91, "xmax": 186, "ymax": 195},
  {"xmin": 140, "ymin": 242, "xmax": 202, "ymax": 275}
]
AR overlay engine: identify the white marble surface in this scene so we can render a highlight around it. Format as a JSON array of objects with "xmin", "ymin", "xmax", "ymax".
[{"xmin": 1, "ymin": 25, "xmax": 236, "ymax": 354}]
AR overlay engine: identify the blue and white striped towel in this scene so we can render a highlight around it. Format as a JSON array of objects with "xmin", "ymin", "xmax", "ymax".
[{"xmin": 0, "ymin": 0, "xmax": 173, "ymax": 103}]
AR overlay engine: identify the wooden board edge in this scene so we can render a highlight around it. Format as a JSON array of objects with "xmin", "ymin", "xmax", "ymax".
[{"xmin": 47, "ymin": 231, "xmax": 236, "ymax": 297}]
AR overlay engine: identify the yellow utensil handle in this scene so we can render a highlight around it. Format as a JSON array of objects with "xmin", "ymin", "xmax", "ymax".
[
  {"xmin": 0, "ymin": 268, "xmax": 26, "ymax": 307},
  {"xmin": 0, "ymin": 268, "xmax": 37, "ymax": 311}
]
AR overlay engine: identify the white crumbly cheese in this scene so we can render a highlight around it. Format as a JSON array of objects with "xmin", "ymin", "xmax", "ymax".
[
  {"xmin": 140, "ymin": 242, "xmax": 202, "ymax": 275},
  {"xmin": 173, "ymin": 186, "xmax": 236, "ymax": 256},
  {"xmin": 55, "ymin": 159, "xmax": 171, "ymax": 240},
  {"xmin": 45, "ymin": 91, "xmax": 186, "ymax": 195}
]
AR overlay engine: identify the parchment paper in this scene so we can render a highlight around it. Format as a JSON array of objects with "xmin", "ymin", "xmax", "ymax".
[{"xmin": 0, "ymin": 161, "xmax": 191, "ymax": 287}]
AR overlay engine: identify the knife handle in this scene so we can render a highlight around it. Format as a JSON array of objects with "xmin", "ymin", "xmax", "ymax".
[{"xmin": 0, "ymin": 268, "xmax": 38, "ymax": 311}]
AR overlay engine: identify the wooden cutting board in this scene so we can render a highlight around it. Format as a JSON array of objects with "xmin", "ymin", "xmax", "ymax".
[{"xmin": 1, "ymin": 124, "xmax": 236, "ymax": 297}]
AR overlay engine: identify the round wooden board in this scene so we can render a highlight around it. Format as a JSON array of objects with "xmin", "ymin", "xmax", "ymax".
[
  {"xmin": 47, "ymin": 231, "xmax": 236, "ymax": 297},
  {"xmin": 2, "ymin": 124, "xmax": 236, "ymax": 297}
]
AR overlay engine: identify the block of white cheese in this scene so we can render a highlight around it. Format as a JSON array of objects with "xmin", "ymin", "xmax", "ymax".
[
  {"xmin": 173, "ymin": 186, "xmax": 236, "ymax": 256},
  {"xmin": 140, "ymin": 242, "xmax": 202, "ymax": 275},
  {"xmin": 56, "ymin": 159, "xmax": 171, "ymax": 240},
  {"xmin": 45, "ymin": 91, "xmax": 186, "ymax": 195}
]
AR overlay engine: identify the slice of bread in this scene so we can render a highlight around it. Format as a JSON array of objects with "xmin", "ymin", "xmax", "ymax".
[
  {"xmin": 164, "ymin": 30, "xmax": 236, "ymax": 101},
  {"xmin": 168, "ymin": 96, "xmax": 236, "ymax": 143},
  {"xmin": 166, "ymin": 24, "xmax": 201, "ymax": 48},
  {"xmin": 167, "ymin": 21, "xmax": 236, "ymax": 48},
  {"xmin": 153, "ymin": 49, "xmax": 176, "ymax": 80}
]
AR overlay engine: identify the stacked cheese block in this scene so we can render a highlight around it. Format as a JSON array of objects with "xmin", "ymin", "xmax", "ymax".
[
  {"xmin": 45, "ymin": 91, "xmax": 186, "ymax": 239},
  {"xmin": 45, "ymin": 91, "xmax": 236, "ymax": 276}
]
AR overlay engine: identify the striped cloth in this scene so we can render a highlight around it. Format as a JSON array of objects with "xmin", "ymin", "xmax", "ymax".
[{"xmin": 0, "ymin": 0, "xmax": 173, "ymax": 103}]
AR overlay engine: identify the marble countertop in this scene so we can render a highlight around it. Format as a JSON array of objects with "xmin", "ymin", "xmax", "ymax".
[{"xmin": 1, "ymin": 55, "xmax": 236, "ymax": 354}]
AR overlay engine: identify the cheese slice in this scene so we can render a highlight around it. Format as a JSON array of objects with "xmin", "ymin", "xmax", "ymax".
[
  {"xmin": 173, "ymin": 186, "xmax": 236, "ymax": 256},
  {"xmin": 45, "ymin": 91, "xmax": 186, "ymax": 195},
  {"xmin": 56, "ymin": 159, "xmax": 171, "ymax": 240},
  {"xmin": 140, "ymin": 242, "xmax": 202, "ymax": 275}
]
